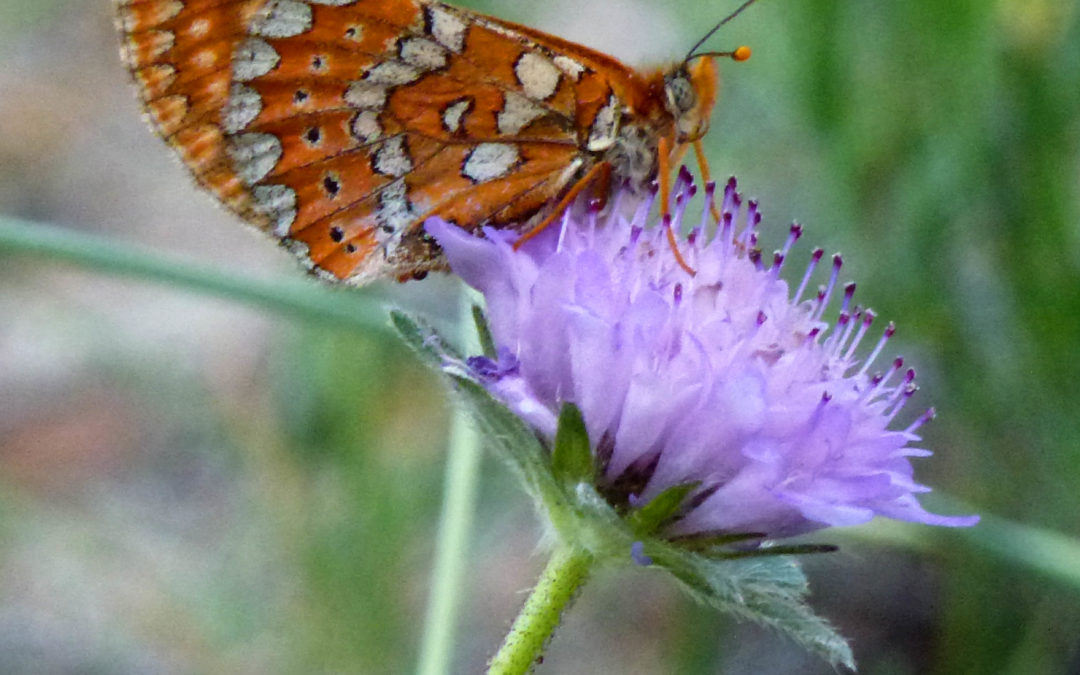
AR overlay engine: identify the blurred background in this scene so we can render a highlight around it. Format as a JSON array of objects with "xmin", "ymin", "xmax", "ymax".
[{"xmin": 1, "ymin": 0, "xmax": 1078, "ymax": 672}]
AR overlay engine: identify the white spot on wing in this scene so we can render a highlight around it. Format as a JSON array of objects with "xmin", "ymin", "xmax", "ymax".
[
  {"xmin": 425, "ymin": 6, "xmax": 467, "ymax": 53},
  {"xmin": 233, "ymin": 38, "xmax": 279, "ymax": 81},
  {"xmin": 228, "ymin": 132, "xmax": 282, "ymax": 185},
  {"xmin": 514, "ymin": 52, "xmax": 561, "ymax": 100},
  {"xmin": 351, "ymin": 110, "xmax": 382, "ymax": 143},
  {"xmin": 249, "ymin": 0, "xmax": 312, "ymax": 38},
  {"xmin": 376, "ymin": 180, "xmax": 416, "ymax": 240},
  {"xmin": 442, "ymin": 98, "xmax": 471, "ymax": 133},
  {"xmin": 399, "ymin": 37, "xmax": 447, "ymax": 70},
  {"xmin": 223, "ymin": 83, "xmax": 262, "ymax": 133},
  {"xmin": 252, "ymin": 184, "xmax": 297, "ymax": 236},
  {"xmin": 553, "ymin": 55, "xmax": 585, "ymax": 81},
  {"xmin": 498, "ymin": 91, "xmax": 547, "ymax": 135},
  {"xmin": 373, "ymin": 136, "xmax": 412, "ymax": 178},
  {"xmin": 345, "ymin": 81, "xmax": 387, "ymax": 110},
  {"xmin": 365, "ymin": 61, "xmax": 422, "ymax": 86},
  {"xmin": 587, "ymin": 95, "xmax": 620, "ymax": 151},
  {"xmin": 463, "ymin": 143, "xmax": 519, "ymax": 183}
]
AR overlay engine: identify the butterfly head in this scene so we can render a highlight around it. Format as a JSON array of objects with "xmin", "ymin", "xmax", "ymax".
[
  {"xmin": 665, "ymin": 46, "xmax": 750, "ymax": 144},
  {"xmin": 663, "ymin": 57, "xmax": 718, "ymax": 143}
]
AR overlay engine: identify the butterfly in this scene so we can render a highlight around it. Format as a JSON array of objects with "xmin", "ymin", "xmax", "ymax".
[{"xmin": 116, "ymin": 0, "xmax": 753, "ymax": 282}]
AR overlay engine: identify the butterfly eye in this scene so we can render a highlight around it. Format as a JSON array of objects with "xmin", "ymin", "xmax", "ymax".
[{"xmin": 664, "ymin": 72, "xmax": 697, "ymax": 115}]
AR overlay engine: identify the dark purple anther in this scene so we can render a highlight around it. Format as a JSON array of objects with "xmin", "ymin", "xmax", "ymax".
[
  {"xmin": 630, "ymin": 541, "xmax": 653, "ymax": 566},
  {"xmin": 679, "ymin": 165, "xmax": 694, "ymax": 186},
  {"xmin": 841, "ymin": 282, "xmax": 857, "ymax": 314},
  {"xmin": 749, "ymin": 248, "xmax": 762, "ymax": 269},
  {"xmin": 906, "ymin": 407, "xmax": 937, "ymax": 433}
]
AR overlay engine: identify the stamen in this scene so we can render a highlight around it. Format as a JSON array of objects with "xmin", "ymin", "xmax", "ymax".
[
  {"xmin": 556, "ymin": 207, "xmax": 571, "ymax": 252},
  {"xmin": 748, "ymin": 248, "xmax": 763, "ymax": 270},
  {"xmin": 857, "ymin": 321, "xmax": 896, "ymax": 377},
  {"xmin": 842, "ymin": 310, "xmax": 875, "ymax": 362},
  {"xmin": 905, "ymin": 407, "xmax": 937, "ymax": 434},
  {"xmin": 869, "ymin": 357, "xmax": 905, "ymax": 400},
  {"xmin": 886, "ymin": 368, "xmax": 917, "ymax": 404},
  {"xmin": 698, "ymin": 181, "xmax": 717, "ymax": 239},
  {"xmin": 720, "ymin": 177, "xmax": 738, "ymax": 223},
  {"xmin": 839, "ymin": 282, "xmax": 856, "ymax": 316},
  {"xmin": 671, "ymin": 183, "xmax": 697, "ymax": 236},
  {"xmin": 886, "ymin": 382, "xmax": 918, "ymax": 422},
  {"xmin": 793, "ymin": 248, "xmax": 824, "ymax": 304},
  {"xmin": 812, "ymin": 254, "xmax": 843, "ymax": 320},
  {"xmin": 677, "ymin": 165, "xmax": 695, "ymax": 194},
  {"xmin": 720, "ymin": 212, "xmax": 735, "ymax": 260},
  {"xmin": 828, "ymin": 312, "xmax": 851, "ymax": 357},
  {"xmin": 769, "ymin": 251, "xmax": 784, "ymax": 278},
  {"xmin": 781, "ymin": 222, "xmax": 803, "ymax": 258},
  {"xmin": 740, "ymin": 199, "xmax": 761, "ymax": 250}
]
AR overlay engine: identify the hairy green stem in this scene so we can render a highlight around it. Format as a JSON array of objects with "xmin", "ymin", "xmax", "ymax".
[
  {"xmin": 0, "ymin": 216, "xmax": 386, "ymax": 333},
  {"xmin": 488, "ymin": 546, "xmax": 593, "ymax": 675}
]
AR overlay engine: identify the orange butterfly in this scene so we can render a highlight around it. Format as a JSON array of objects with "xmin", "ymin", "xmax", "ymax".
[{"xmin": 116, "ymin": 0, "xmax": 753, "ymax": 282}]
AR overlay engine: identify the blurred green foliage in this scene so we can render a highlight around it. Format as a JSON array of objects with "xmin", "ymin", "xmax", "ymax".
[{"xmin": 1, "ymin": 0, "xmax": 1079, "ymax": 673}]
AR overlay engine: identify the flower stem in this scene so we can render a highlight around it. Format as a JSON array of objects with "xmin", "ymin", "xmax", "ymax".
[
  {"xmin": 488, "ymin": 546, "xmax": 593, "ymax": 675},
  {"xmin": 0, "ymin": 215, "xmax": 387, "ymax": 333},
  {"xmin": 416, "ymin": 289, "xmax": 484, "ymax": 675}
]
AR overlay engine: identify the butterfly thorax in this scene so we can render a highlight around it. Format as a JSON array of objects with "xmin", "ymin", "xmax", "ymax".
[{"xmin": 601, "ymin": 57, "xmax": 718, "ymax": 195}]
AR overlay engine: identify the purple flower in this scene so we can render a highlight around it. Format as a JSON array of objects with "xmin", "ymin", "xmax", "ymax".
[{"xmin": 426, "ymin": 175, "xmax": 978, "ymax": 539}]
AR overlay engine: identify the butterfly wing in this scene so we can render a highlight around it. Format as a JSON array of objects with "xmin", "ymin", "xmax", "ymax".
[{"xmin": 118, "ymin": 0, "xmax": 650, "ymax": 282}]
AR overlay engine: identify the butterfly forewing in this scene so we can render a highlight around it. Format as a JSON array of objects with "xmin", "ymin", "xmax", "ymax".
[{"xmin": 117, "ymin": 0, "xmax": 673, "ymax": 282}]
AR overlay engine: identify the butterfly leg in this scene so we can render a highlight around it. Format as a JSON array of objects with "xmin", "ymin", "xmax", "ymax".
[
  {"xmin": 693, "ymin": 139, "xmax": 723, "ymax": 225},
  {"xmin": 658, "ymin": 136, "xmax": 697, "ymax": 276},
  {"xmin": 512, "ymin": 161, "xmax": 612, "ymax": 250}
]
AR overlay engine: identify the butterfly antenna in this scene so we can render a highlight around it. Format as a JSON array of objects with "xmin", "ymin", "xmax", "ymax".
[{"xmin": 685, "ymin": 0, "xmax": 761, "ymax": 61}]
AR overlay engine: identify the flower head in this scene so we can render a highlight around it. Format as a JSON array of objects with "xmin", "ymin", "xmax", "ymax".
[{"xmin": 426, "ymin": 174, "xmax": 977, "ymax": 539}]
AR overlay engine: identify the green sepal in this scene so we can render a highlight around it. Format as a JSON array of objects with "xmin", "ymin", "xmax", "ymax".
[
  {"xmin": 645, "ymin": 539, "xmax": 856, "ymax": 669},
  {"xmin": 719, "ymin": 543, "xmax": 840, "ymax": 559},
  {"xmin": 668, "ymin": 530, "xmax": 768, "ymax": 552},
  {"xmin": 625, "ymin": 482, "xmax": 699, "ymax": 535},
  {"xmin": 551, "ymin": 402, "xmax": 595, "ymax": 486},
  {"xmin": 471, "ymin": 303, "xmax": 496, "ymax": 359}
]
